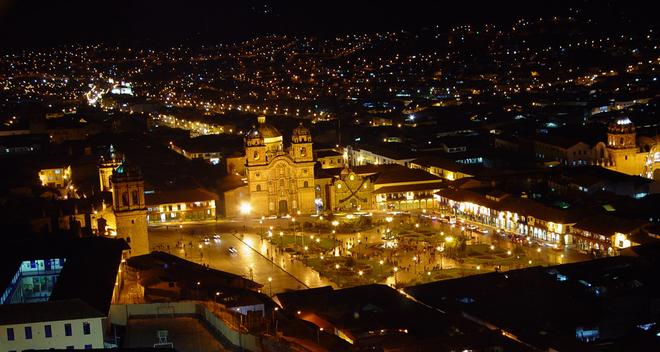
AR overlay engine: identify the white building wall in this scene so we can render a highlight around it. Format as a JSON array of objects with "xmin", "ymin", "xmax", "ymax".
[{"xmin": 0, "ymin": 317, "xmax": 104, "ymax": 351}]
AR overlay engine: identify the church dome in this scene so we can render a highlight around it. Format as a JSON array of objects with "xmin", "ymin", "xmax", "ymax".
[
  {"xmin": 608, "ymin": 117, "xmax": 635, "ymax": 134},
  {"xmin": 256, "ymin": 115, "xmax": 282, "ymax": 138},
  {"xmin": 245, "ymin": 126, "xmax": 265, "ymax": 146},
  {"xmin": 258, "ymin": 123, "xmax": 282, "ymax": 138}
]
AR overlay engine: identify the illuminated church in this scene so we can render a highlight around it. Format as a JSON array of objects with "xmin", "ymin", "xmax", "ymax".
[
  {"xmin": 595, "ymin": 117, "xmax": 660, "ymax": 179},
  {"xmin": 234, "ymin": 116, "xmax": 316, "ymax": 217}
]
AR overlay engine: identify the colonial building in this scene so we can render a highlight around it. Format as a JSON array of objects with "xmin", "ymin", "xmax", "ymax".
[
  {"xmin": 0, "ymin": 238, "xmax": 127, "ymax": 352},
  {"xmin": 110, "ymin": 162, "xmax": 149, "ymax": 256},
  {"xmin": 38, "ymin": 164, "xmax": 71, "ymax": 189},
  {"xmin": 241, "ymin": 116, "xmax": 316, "ymax": 217},
  {"xmin": 145, "ymin": 187, "xmax": 217, "ymax": 224},
  {"xmin": 318, "ymin": 164, "xmax": 443, "ymax": 213},
  {"xmin": 594, "ymin": 117, "xmax": 647, "ymax": 176}
]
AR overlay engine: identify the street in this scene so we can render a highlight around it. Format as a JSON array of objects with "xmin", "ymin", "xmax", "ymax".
[{"xmin": 148, "ymin": 222, "xmax": 336, "ymax": 294}]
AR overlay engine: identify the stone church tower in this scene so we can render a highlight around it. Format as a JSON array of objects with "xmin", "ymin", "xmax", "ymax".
[
  {"xmin": 111, "ymin": 162, "xmax": 149, "ymax": 256},
  {"xmin": 606, "ymin": 117, "xmax": 646, "ymax": 176}
]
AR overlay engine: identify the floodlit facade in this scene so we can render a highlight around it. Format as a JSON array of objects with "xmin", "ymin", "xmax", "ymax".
[
  {"xmin": 0, "ymin": 317, "xmax": 104, "ymax": 352},
  {"xmin": 595, "ymin": 117, "xmax": 659, "ymax": 178},
  {"xmin": 111, "ymin": 162, "xmax": 149, "ymax": 256},
  {"xmin": 38, "ymin": 165, "xmax": 71, "ymax": 189},
  {"xmin": 243, "ymin": 116, "xmax": 316, "ymax": 216}
]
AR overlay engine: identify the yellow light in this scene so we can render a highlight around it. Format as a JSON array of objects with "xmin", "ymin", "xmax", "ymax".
[{"xmin": 239, "ymin": 202, "xmax": 252, "ymax": 215}]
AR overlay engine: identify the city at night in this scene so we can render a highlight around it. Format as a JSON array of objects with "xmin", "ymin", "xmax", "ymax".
[{"xmin": 0, "ymin": 1, "xmax": 659, "ymax": 351}]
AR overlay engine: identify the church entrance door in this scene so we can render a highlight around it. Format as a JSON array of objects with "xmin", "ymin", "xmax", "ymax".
[{"xmin": 278, "ymin": 200, "xmax": 288, "ymax": 216}]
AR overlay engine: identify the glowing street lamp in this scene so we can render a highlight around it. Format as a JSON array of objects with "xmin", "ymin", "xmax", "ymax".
[
  {"xmin": 239, "ymin": 202, "xmax": 252, "ymax": 216},
  {"xmin": 268, "ymin": 277, "xmax": 273, "ymax": 296},
  {"xmin": 393, "ymin": 267, "xmax": 398, "ymax": 286}
]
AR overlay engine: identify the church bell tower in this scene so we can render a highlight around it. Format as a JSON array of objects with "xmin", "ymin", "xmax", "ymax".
[{"xmin": 111, "ymin": 162, "xmax": 149, "ymax": 256}]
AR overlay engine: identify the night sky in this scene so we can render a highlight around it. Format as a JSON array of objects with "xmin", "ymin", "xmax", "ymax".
[{"xmin": 0, "ymin": 0, "xmax": 651, "ymax": 49}]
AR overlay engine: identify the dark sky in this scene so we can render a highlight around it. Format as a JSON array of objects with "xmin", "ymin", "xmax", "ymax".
[{"xmin": 0, "ymin": 0, "xmax": 651, "ymax": 49}]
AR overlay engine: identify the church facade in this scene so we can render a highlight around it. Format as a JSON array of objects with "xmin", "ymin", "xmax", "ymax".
[
  {"xmin": 242, "ymin": 116, "xmax": 316, "ymax": 217},
  {"xmin": 594, "ymin": 117, "xmax": 660, "ymax": 179}
]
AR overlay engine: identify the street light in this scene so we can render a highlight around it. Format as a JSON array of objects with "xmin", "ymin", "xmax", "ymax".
[
  {"xmin": 412, "ymin": 256, "xmax": 418, "ymax": 274},
  {"xmin": 268, "ymin": 277, "xmax": 272, "ymax": 296},
  {"xmin": 292, "ymin": 217, "xmax": 299, "ymax": 245},
  {"xmin": 393, "ymin": 267, "xmax": 398, "ymax": 287},
  {"xmin": 239, "ymin": 202, "xmax": 252, "ymax": 216}
]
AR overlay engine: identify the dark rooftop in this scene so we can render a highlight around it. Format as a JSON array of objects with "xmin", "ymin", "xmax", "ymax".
[
  {"xmin": 0, "ymin": 237, "xmax": 127, "ymax": 324},
  {"xmin": 406, "ymin": 244, "xmax": 660, "ymax": 351}
]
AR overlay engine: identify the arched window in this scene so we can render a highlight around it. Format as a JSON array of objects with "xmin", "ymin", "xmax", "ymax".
[
  {"xmin": 304, "ymin": 181, "xmax": 309, "ymax": 188},
  {"xmin": 256, "ymin": 184, "xmax": 261, "ymax": 192},
  {"xmin": 253, "ymin": 151, "xmax": 260, "ymax": 160},
  {"xmin": 619, "ymin": 137, "xmax": 624, "ymax": 145},
  {"xmin": 300, "ymin": 147, "xmax": 306, "ymax": 157}
]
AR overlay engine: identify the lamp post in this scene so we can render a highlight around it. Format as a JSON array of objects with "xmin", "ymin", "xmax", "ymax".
[
  {"xmin": 393, "ymin": 267, "xmax": 398, "ymax": 287},
  {"xmin": 331, "ymin": 220, "xmax": 339, "ymax": 255},
  {"xmin": 445, "ymin": 236, "xmax": 454, "ymax": 258},
  {"xmin": 436, "ymin": 246, "xmax": 444, "ymax": 269},
  {"xmin": 196, "ymin": 281, "xmax": 200, "ymax": 300},
  {"xmin": 268, "ymin": 277, "xmax": 272, "ymax": 296},
  {"xmin": 215, "ymin": 291, "xmax": 220, "ymax": 304},
  {"xmin": 317, "ymin": 327, "xmax": 323, "ymax": 344},
  {"xmin": 412, "ymin": 256, "xmax": 418, "ymax": 274},
  {"xmin": 272, "ymin": 307, "xmax": 279, "ymax": 335},
  {"xmin": 279, "ymin": 231, "xmax": 284, "ymax": 247},
  {"xmin": 291, "ymin": 217, "xmax": 298, "ymax": 245}
]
